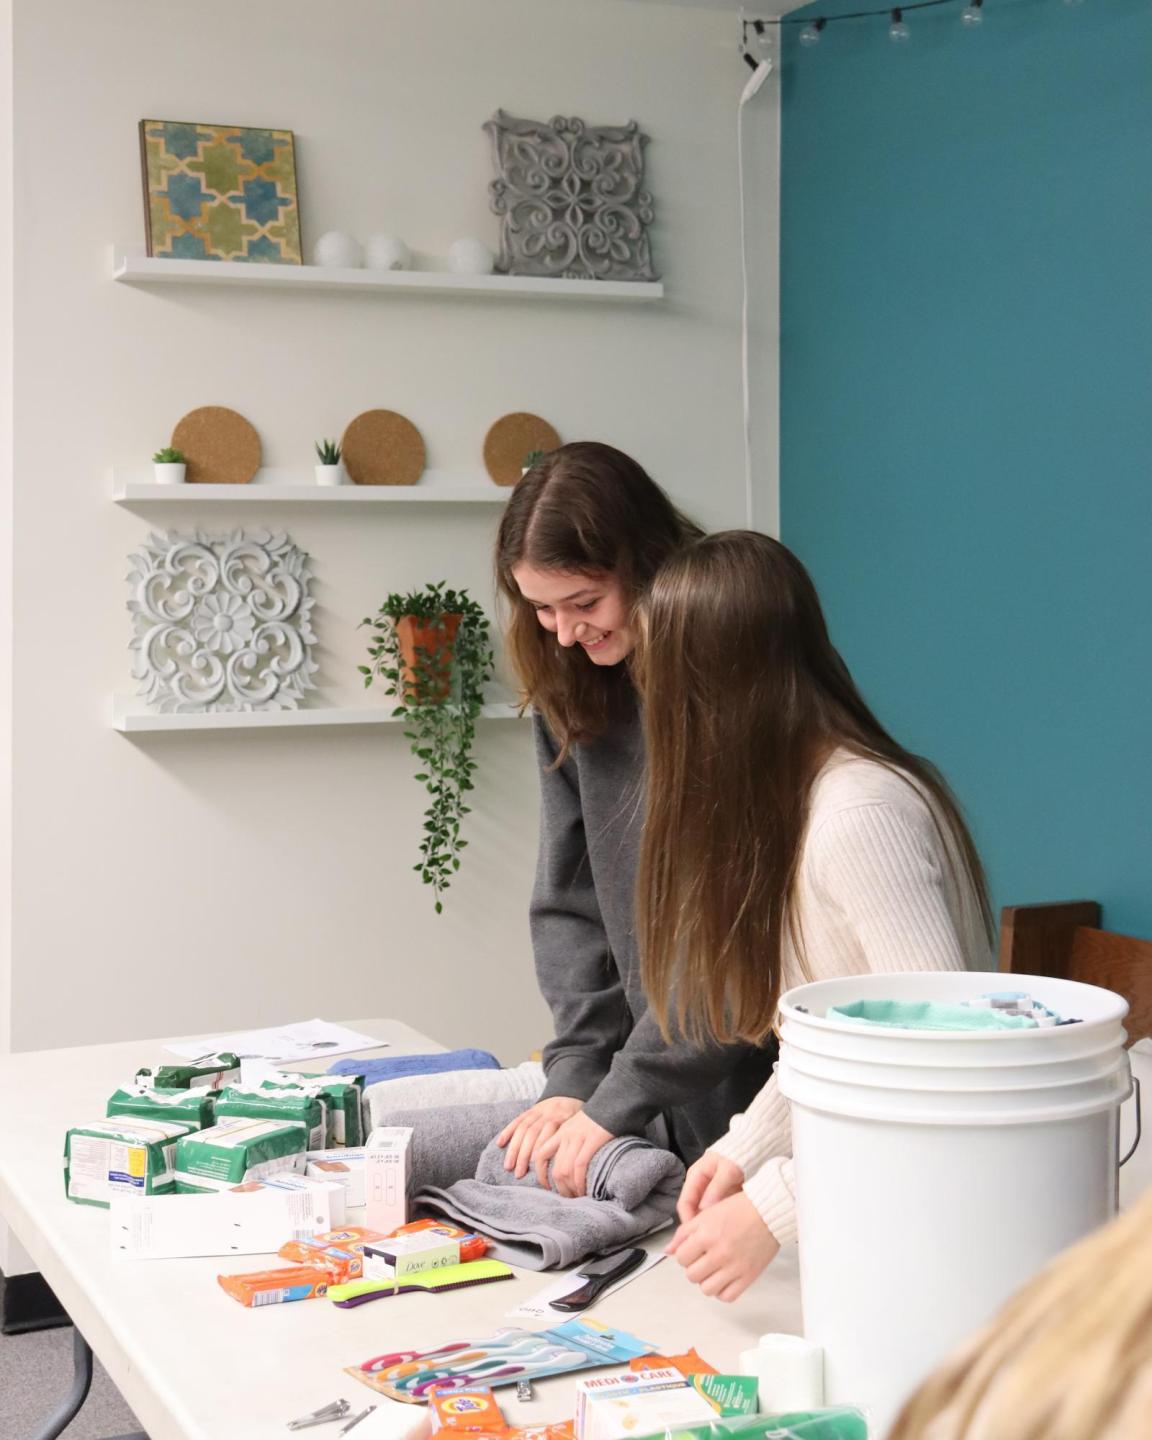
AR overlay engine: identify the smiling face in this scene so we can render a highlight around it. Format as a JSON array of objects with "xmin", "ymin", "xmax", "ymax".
[{"xmin": 510, "ymin": 563, "xmax": 635, "ymax": 667}]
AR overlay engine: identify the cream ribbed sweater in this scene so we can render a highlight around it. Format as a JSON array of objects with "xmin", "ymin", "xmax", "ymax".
[{"xmin": 708, "ymin": 750, "xmax": 991, "ymax": 1245}]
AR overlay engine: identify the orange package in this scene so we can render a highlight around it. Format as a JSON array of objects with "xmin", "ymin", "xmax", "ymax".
[
  {"xmin": 631, "ymin": 1350, "xmax": 718, "ymax": 1378},
  {"xmin": 218, "ymin": 1263, "xmax": 340, "ymax": 1307},
  {"xmin": 431, "ymin": 1388, "xmax": 509, "ymax": 1434},
  {"xmin": 279, "ymin": 1226, "xmax": 390, "ymax": 1280},
  {"xmin": 386, "ymin": 1218, "xmax": 490, "ymax": 1263}
]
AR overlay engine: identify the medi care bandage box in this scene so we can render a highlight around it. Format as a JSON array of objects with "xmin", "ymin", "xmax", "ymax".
[
  {"xmin": 576, "ymin": 1369, "xmax": 717, "ymax": 1440},
  {"xmin": 364, "ymin": 1127, "xmax": 411, "ymax": 1233}
]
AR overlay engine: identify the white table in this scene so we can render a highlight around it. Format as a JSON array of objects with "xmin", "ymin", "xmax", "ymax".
[{"xmin": 0, "ymin": 1020, "xmax": 801, "ymax": 1440}]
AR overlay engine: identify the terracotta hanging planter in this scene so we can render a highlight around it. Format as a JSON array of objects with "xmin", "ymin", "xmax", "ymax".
[{"xmin": 396, "ymin": 613, "xmax": 462, "ymax": 702}]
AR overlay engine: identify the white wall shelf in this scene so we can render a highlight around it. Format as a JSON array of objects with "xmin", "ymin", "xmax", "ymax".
[
  {"xmin": 112, "ymin": 469, "xmax": 509, "ymax": 504},
  {"xmin": 111, "ymin": 695, "xmax": 526, "ymax": 734},
  {"xmin": 111, "ymin": 247, "xmax": 664, "ymax": 303}
]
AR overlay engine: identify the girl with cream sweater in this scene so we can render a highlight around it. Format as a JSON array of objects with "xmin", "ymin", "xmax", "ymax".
[{"xmin": 634, "ymin": 530, "xmax": 992, "ymax": 1301}]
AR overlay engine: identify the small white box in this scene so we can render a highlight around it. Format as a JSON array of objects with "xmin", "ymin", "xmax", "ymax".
[
  {"xmin": 364, "ymin": 1126, "xmax": 411, "ymax": 1234},
  {"xmin": 362, "ymin": 1232, "xmax": 461, "ymax": 1280},
  {"xmin": 576, "ymin": 1370, "xmax": 711, "ymax": 1440},
  {"xmin": 109, "ymin": 1174, "xmax": 346, "ymax": 1259},
  {"xmin": 307, "ymin": 1148, "xmax": 367, "ymax": 1208}
]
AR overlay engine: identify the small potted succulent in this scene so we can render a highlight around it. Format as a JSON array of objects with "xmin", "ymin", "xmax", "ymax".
[
  {"xmin": 314, "ymin": 438, "xmax": 345, "ymax": 487},
  {"xmin": 522, "ymin": 449, "xmax": 545, "ymax": 477},
  {"xmin": 152, "ymin": 446, "xmax": 187, "ymax": 485},
  {"xmin": 360, "ymin": 582, "xmax": 494, "ymax": 913}
]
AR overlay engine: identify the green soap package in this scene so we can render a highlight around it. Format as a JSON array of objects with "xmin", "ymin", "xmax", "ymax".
[
  {"xmin": 135, "ymin": 1051, "xmax": 241, "ymax": 1090},
  {"xmin": 692, "ymin": 1376, "xmax": 760, "ymax": 1418},
  {"xmin": 263, "ymin": 1074, "xmax": 364, "ymax": 1146},
  {"xmin": 174, "ymin": 1117, "xmax": 307, "ymax": 1192},
  {"xmin": 64, "ymin": 1118, "xmax": 191, "ymax": 1207},
  {"xmin": 107, "ymin": 1084, "xmax": 216, "ymax": 1131},
  {"xmin": 215, "ymin": 1085, "xmax": 327, "ymax": 1151}
]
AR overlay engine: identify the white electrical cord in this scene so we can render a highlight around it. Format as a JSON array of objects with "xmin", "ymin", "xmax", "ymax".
[{"xmin": 739, "ymin": 56, "xmax": 773, "ymax": 529}]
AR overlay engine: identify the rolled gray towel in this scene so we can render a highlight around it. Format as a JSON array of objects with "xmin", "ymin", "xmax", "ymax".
[
  {"xmin": 414, "ymin": 1134, "xmax": 685, "ymax": 1270},
  {"xmin": 374, "ymin": 1099, "xmax": 530, "ymax": 1193}
]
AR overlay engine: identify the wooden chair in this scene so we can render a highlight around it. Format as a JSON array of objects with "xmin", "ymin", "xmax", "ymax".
[{"xmin": 999, "ymin": 901, "xmax": 1152, "ymax": 1044}]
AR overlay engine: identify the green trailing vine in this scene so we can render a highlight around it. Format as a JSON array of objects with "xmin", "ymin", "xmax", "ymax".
[{"xmin": 359, "ymin": 582, "xmax": 494, "ymax": 913}]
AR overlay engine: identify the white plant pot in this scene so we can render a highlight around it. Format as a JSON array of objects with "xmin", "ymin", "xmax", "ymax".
[
  {"xmin": 315, "ymin": 464, "xmax": 346, "ymax": 487},
  {"xmin": 153, "ymin": 463, "xmax": 186, "ymax": 486}
]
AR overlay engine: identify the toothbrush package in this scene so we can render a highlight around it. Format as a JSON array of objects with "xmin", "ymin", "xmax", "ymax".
[{"xmin": 350, "ymin": 1318, "xmax": 657, "ymax": 1404}]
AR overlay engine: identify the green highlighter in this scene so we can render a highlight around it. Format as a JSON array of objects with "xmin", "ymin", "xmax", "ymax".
[{"xmin": 330, "ymin": 1260, "xmax": 514, "ymax": 1307}]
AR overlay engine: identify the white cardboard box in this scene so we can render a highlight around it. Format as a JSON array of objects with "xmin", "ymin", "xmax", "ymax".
[
  {"xmin": 109, "ymin": 1174, "xmax": 346, "ymax": 1259},
  {"xmin": 364, "ymin": 1126, "xmax": 411, "ymax": 1234},
  {"xmin": 307, "ymin": 1148, "xmax": 367, "ymax": 1208}
]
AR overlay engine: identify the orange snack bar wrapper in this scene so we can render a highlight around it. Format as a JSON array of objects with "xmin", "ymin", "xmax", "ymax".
[
  {"xmin": 218, "ymin": 1262, "xmax": 341, "ymax": 1307},
  {"xmin": 279, "ymin": 1226, "xmax": 390, "ymax": 1281}
]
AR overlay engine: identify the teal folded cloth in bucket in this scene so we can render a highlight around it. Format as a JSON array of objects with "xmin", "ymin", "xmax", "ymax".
[{"xmin": 828, "ymin": 999, "xmax": 1038, "ymax": 1031}]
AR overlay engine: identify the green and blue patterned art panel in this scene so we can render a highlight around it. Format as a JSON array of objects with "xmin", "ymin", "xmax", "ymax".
[{"xmin": 139, "ymin": 120, "xmax": 302, "ymax": 264}]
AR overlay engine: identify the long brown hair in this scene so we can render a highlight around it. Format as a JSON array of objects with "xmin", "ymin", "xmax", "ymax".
[
  {"xmin": 635, "ymin": 530, "xmax": 992, "ymax": 1047},
  {"xmin": 495, "ymin": 442, "xmax": 702, "ymax": 757},
  {"xmin": 887, "ymin": 1186, "xmax": 1152, "ymax": 1440}
]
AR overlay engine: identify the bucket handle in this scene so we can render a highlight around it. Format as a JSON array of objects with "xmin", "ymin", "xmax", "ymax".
[{"xmin": 1119, "ymin": 1077, "xmax": 1142, "ymax": 1168}]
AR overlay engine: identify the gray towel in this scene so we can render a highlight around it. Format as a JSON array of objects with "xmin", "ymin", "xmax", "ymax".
[
  {"xmin": 414, "ymin": 1133, "xmax": 685, "ymax": 1270},
  {"xmin": 372, "ymin": 1099, "xmax": 531, "ymax": 1194},
  {"xmin": 365, "ymin": 1062, "xmax": 545, "ymax": 1133}
]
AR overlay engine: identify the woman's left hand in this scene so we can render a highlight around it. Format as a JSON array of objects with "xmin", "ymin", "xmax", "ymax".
[
  {"xmin": 532, "ymin": 1111, "xmax": 614, "ymax": 1196},
  {"xmin": 666, "ymin": 1191, "xmax": 781, "ymax": 1302}
]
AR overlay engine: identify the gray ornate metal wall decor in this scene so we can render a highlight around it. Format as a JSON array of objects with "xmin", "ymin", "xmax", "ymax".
[
  {"xmin": 127, "ymin": 529, "xmax": 318, "ymax": 713},
  {"xmin": 484, "ymin": 110, "xmax": 658, "ymax": 282}
]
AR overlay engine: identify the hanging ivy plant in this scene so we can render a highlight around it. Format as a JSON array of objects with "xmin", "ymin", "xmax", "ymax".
[{"xmin": 360, "ymin": 582, "xmax": 494, "ymax": 913}]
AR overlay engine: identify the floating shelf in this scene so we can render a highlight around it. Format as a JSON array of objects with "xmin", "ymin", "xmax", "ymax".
[
  {"xmin": 111, "ymin": 247, "xmax": 664, "ymax": 303},
  {"xmin": 112, "ymin": 468, "xmax": 509, "ymax": 505},
  {"xmin": 111, "ymin": 695, "xmax": 526, "ymax": 734}
]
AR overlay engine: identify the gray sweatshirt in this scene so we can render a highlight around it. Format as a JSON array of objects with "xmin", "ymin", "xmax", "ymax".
[{"xmin": 530, "ymin": 699, "xmax": 777, "ymax": 1166}]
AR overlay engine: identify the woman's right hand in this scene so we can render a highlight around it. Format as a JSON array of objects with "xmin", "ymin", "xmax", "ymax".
[
  {"xmin": 496, "ymin": 1096, "xmax": 584, "ymax": 1178},
  {"xmin": 677, "ymin": 1151, "xmax": 745, "ymax": 1223}
]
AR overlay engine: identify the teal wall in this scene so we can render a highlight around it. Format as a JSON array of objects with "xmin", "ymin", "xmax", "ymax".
[{"xmin": 779, "ymin": 0, "xmax": 1152, "ymax": 935}]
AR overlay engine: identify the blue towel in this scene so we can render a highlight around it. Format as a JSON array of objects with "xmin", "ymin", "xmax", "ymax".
[{"xmin": 328, "ymin": 1048, "xmax": 501, "ymax": 1084}]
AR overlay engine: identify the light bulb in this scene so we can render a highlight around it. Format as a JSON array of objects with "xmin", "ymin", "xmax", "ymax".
[
  {"xmin": 799, "ymin": 19, "xmax": 826, "ymax": 46},
  {"xmin": 751, "ymin": 17, "xmax": 775, "ymax": 54},
  {"xmin": 961, "ymin": 0, "xmax": 984, "ymax": 24},
  {"xmin": 889, "ymin": 8, "xmax": 911, "ymax": 41}
]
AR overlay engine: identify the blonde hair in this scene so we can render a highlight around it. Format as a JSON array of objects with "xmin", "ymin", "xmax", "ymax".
[{"xmin": 887, "ymin": 1187, "xmax": 1152, "ymax": 1440}]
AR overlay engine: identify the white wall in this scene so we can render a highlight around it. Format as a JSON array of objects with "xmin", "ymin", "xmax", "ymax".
[{"xmin": 4, "ymin": 0, "xmax": 779, "ymax": 1065}]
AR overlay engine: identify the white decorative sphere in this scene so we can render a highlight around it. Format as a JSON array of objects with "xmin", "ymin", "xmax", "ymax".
[
  {"xmin": 312, "ymin": 231, "xmax": 363, "ymax": 268},
  {"xmin": 364, "ymin": 235, "xmax": 413, "ymax": 271},
  {"xmin": 448, "ymin": 238, "xmax": 496, "ymax": 275}
]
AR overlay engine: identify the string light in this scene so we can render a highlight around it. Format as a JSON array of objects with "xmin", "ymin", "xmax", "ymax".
[{"xmin": 740, "ymin": 0, "xmax": 999, "ymax": 54}]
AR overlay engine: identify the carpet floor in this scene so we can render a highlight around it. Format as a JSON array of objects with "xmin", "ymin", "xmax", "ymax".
[{"xmin": 0, "ymin": 1325, "xmax": 143, "ymax": 1438}]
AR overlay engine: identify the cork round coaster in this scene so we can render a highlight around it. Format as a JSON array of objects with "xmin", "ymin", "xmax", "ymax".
[
  {"xmin": 483, "ymin": 413, "xmax": 561, "ymax": 487},
  {"xmin": 341, "ymin": 410, "xmax": 426, "ymax": 487},
  {"xmin": 171, "ymin": 407, "xmax": 261, "ymax": 485}
]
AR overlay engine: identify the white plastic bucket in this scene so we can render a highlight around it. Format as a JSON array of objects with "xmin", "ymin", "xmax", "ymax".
[{"xmin": 776, "ymin": 969, "xmax": 1133, "ymax": 1435}]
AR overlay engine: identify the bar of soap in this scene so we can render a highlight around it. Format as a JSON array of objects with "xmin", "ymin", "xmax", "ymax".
[{"xmin": 738, "ymin": 1333, "xmax": 824, "ymax": 1413}]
